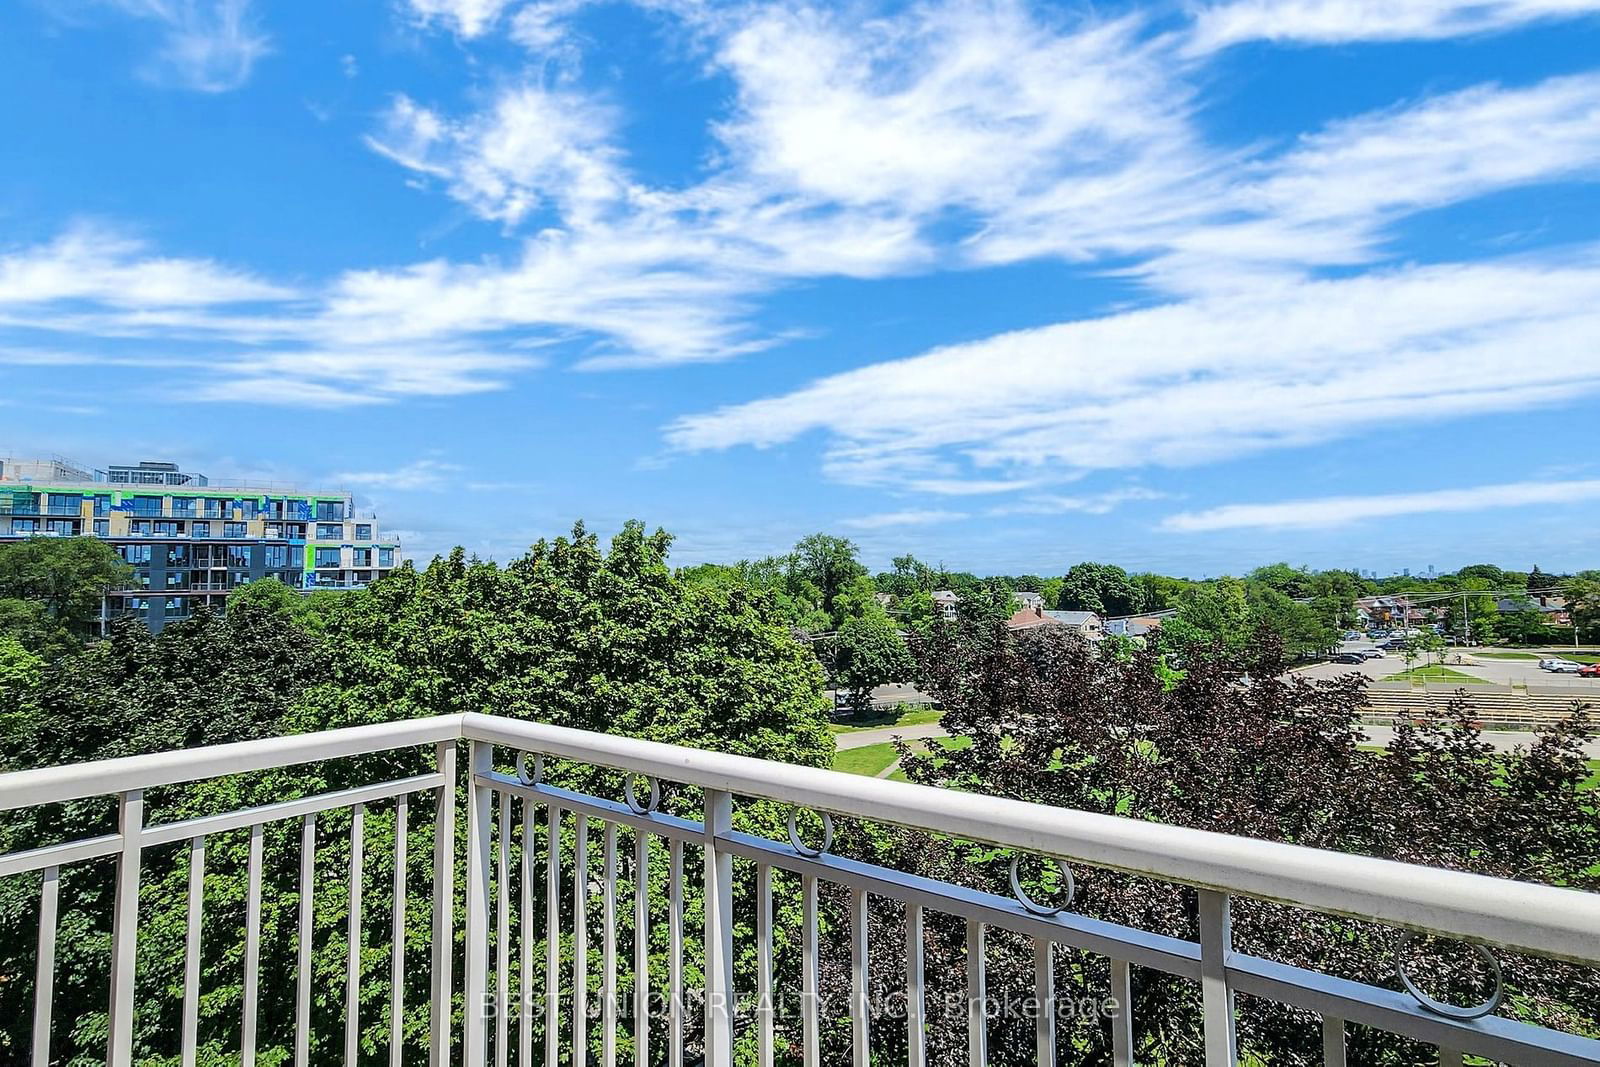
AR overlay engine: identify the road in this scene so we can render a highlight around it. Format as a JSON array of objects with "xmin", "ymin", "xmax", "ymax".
[{"xmin": 834, "ymin": 721, "xmax": 948, "ymax": 751}]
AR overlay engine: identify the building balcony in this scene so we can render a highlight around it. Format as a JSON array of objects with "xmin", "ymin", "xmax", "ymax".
[{"xmin": 2, "ymin": 714, "xmax": 1598, "ymax": 1066}]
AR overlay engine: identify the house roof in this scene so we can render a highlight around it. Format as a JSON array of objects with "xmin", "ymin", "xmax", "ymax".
[
  {"xmin": 1044, "ymin": 610, "xmax": 1100, "ymax": 625},
  {"xmin": 1007, "ymin": 606, "xmax": 1063, "ymax": 629}
]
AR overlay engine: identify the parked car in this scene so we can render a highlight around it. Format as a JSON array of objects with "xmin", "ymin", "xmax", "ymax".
[
  {"xmin": 1359, "ymin": 648, "xmax": 1385, "ymax": 659},
  {"xmin": 1333, "ymin": 652, "xmax": 1365, "ymax": 664},
  {"xmin": 1542, "ymin": 659, "xmax": 1582, "ymax": 674},
  {"xmin": 1579, "ymin": 663, "xmax": 1600, "ymax": 678}
]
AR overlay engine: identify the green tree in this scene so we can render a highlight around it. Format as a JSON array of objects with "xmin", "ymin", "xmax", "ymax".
[
  {"xmin": 1160, "ymin": 577, "xmax": 1252, "ymax": 660},
  {"xmin": 0, "ymin": 521, "xmax": 834, "ymax": 1066},
  {"xmin": 0, "ymin": 537, "xmax": 131, "ymax": 639},
  {"xmin": 833, "ymin": 610, "xmax": 914, "ymax": 709},
  {"xmin": 877, "ymin": 553, "xmax": 938, "ymax": 598},
  {"xmin": 785, "ymin": 533, "xmax": 867, "ymax": 618},
  {"xmin": 1566, "ymin": 576, "xmax": 1600, "ymax": 642},
  {"xmin": 0, "ymin": 597, "xmax": 75, "ymax": 660},
  {"xmin": 1246, "ymin": 587, "xmax": 1337, "ymax": 658},
  {"xmin": 1056, "ymin": 561, "xmax": 1143, "ymax": 616}
]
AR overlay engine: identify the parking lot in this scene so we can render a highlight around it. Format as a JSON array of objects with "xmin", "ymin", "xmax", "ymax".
[{"xmin": 1295, "ymin": 644, "xmax": 1599, "ymax": 690}]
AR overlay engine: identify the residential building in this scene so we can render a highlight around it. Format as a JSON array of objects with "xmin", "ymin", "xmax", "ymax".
[
  {"xmin": 0, "ymin": 457, "xmax": 399, "ymax": 631},
  {"xmin": 1007, "ymin": 605, "xmax": 1105, "ymax": 638},
  {"xmin": 931, "ymin": 589, "xmax": 959, "ymax": 620},
  {"xmin": 1012, "ymin": 590, "xmax": 1045, "ymax": 611},
  {"xmin": 1104, "ymin": 615, "xmax": 1160, "ymax": 638},
  {"xmin": 1006, "ymin": 604, "xmax": 1060, "ymax": 630},
  {"xmin": 1043, "ymin": 609, "xmax": 1104, "ymax": 638},
  {"xmin": 105, "ymin": 459, "xmax": 208, "ymax": 486},
  {"xmin": 0, "ymin": 455, "xmax": 97, "ymax": 483}
]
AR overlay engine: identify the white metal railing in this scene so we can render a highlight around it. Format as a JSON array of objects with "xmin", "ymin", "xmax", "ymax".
[{"xmin": 1, "ymin": 711, "xmax": 1598, "ymax": 1066}]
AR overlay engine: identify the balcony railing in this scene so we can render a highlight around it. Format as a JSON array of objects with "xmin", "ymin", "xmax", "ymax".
[{"xmin": 2, "ymin": 713, "xmax": 1598, "ymax": 1066}]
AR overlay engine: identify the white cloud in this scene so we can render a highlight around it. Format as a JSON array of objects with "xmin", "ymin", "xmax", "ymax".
[
  {"xmin": 1162, "ymin": 479, "xmax": 1600, "ymax": 531},
  {"xmin": 0, "ymin": 224, "xmax": 292, "ymax": 307},
  {"xmin": 331, "ymin": 459, "xmax": 465, "ymax": 491},
  {"xmin": 366, "ymin": 88, "xmax": 625, "ymax": 227},
  {"xmin": 668, "ymin": 249, "xmax": 1600, "ymax": 487},
  {"xmin": 106, "ymin": 0, "xmax": 269, "ymax": 91},
  {"xmin": 839, "ymin": 509, "xmax": 967, "ymax": 530},
  {"xmin": 404, "ymin": 0, "xmax": 517, "ymax": 38},
  {"xmin": 990, "ymin": 488, "xmax": 1172, "ymax": 516},
  {"xmin": 1188, "ymin": 0, "xmax": 1600, "ymax": 52}
]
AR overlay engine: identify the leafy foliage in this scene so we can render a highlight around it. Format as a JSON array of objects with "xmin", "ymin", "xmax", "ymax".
[
  {"xmin": 0, "ymin": 522, "xmax": 833, "ymax": 1065},
  {"xmin": 838, "ymin": 622, "xmax": 1600, "ymax": 1065},
  {"xmin": 0, "ymin": 537, "xmax": 130, "ymax": 642}
]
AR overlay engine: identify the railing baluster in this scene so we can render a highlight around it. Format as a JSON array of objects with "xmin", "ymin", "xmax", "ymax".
[
  {"xmin": 243, "ymin": 822, "xmax": 264, "ymax": 1067},
  {"xmin": 521, "ymin": 798, "xmax": 534, "ymax": 1067},
  {"xmin": 906, "ymin": 902, "xmax": 925, "ymax": 1067},
  {"xmin": 756, "ymin": 863, "xmax": 774, "ymax": 1067},
  {"xmin": 1110, "ymin": 958, "xmax": 1133, "ymax": 1067},
  {"xmin": 603, "ymin": 822, "xmax": 619, "ymax": 1067},
  {"xmin": 296, "ymin": 815, "xmax": 317, "ymax": 1067},
  {"xmin": 391, "ymin": 794, "xmax": 408, "ymax": 1067},
  {"xmin": 849, "ymin": 886, "xmax": 869, "ymax": 1067},
  {"xmin": 31, "ymin": 865, "xmax": 59, "ymax": 1067},
  {"xmin": 465, "ymin": 744, "xmax": 495, "ymax": 1065},
  {"xmin": 108, "ymin": 788, "xmax": 143, "ymax": 1067},
  {"xmin": 801, "ymin": 873, "xmax": 819, "ymax": 1067},
  {"xmin": 633, "ymin": 828, "xmax": 650, "ymax": 1067},
  {"xmin": 347, "ymin": 803, "xmax": 366, "ymax": 1067},
  {"xmin": 430, "ymin": 742, "xmax": 457, "ymax": 1067},
  {"xmin": 1322, "ymin": 1015, "xmax": 1346, "ymax": 1066},
  {"xmin": 967, "ymin": 920, "xmax": 986, "ymax": 1067},
  {"xmin": 1198, "ymin": 890, "xmax": 1237, "ymax": 1066},
  {"xmin": 669, "ymin": 837, "xmax": 684, "ymax": 1067},
  {"xmin": 498, "ymin": 792, "xmax": 511, "ymax": 1067},
  {"xmin": 181, "ymin": 838, "xmax": 205, "ymax": 1067},
  {"xmin": 575, "ymin": 813, "xmax": 590, "ymax": 1063},
  {"xmin": 545, "ymin": 804, "xmax": 562, "ymax": 1067},
  {"xmin": 1034, "ymin": 937, "xmax": 1054, "ymax": 1067},
  {"xmin": 704, "ymin": 790, "xmax": 734, "ymax": 1067}
]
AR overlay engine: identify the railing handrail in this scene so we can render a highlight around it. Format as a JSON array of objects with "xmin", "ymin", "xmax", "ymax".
[
  {"xmin": 2, "ymin": 711, "xmax": 1598, "ymax": 965},
  {"xmin": 457, "ymin": 714, "xmax": 1600, "ymax": 964},
  {"xmin": 0, "ymin": 714, "xmax": 462, "ymax": 811}
]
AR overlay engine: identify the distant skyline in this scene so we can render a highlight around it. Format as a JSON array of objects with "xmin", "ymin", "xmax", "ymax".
[{"xmin": 3, "ymin": 0, "xmax": 1599, "ymax": 575}]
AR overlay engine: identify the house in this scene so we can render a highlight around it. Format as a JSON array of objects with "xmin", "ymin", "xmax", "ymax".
[
  {"xmin": 931, "ymin": 589, "xmax": 959, "ymax": 620},
  {"xmin": 1043, "ymin": 609, "xmax": 1104, "ymax": 638},
  {"xmin": 1006, "ymin": 605, "xmax": 1061, "ymax": 630},
  {"xmin": 1499, "ymin": 595, "xmax": 1573, "ymax": 626},
  {"xmin": 1104, "ymin": 616, "xmax": 1160, "ymax": 638},
  {"xmin": 873, "ymin": 592, "xmax": 895, "ymax": 610},
  {"xmin": 1012, "ymin": 590, "xmax": 1044, "ymax": 611}
]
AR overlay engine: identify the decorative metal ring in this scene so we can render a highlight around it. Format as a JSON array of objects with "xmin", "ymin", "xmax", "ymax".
[
  {"xmin": 1009, "ymin": 854, "xmax": 1076, "ymax": 916},
  {"xmin": 1394, "ymin": 932, "xmax": 1504, "ymax": 1020},
  {"xmin": 515, "ymin": 752, "xmax": 544, "ymax": 786},
  {"xmin": 624, "ymin": 775, "xmax": 661, "ymax": 815},
  {"xmin": 787, "ymin": 809, "xmax": 834, "ymax": 857}
]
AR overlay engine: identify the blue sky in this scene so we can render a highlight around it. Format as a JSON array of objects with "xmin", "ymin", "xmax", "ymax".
[{"xmin": 3, "ymin": 0, "xmax": 1600, "ymax": 577}]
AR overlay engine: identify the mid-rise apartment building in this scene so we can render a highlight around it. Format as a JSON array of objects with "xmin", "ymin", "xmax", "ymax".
[{"xmin": 0, "ymin": 457, "xmax": 400, "ymax": 631}]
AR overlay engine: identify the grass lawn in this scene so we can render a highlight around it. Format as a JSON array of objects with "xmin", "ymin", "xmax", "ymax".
[
  {"xmin": 1382, "ymin": 665, "xmax": 1493, "ymax": 685},
  {"xmin": 1585, "ymin": 761, "xmax": 1600, "ymax": 793},
  {"xmin": 831, "ymin": 741, "xmax": 902, "ymax": 776},
  {"xmin": 1473, "ymin": 651, "xmax": 1540, "ymax": 660},
  {"xmin": 833, "ymin": 734, "xmax": 971, "ymax": 778},
  {"xmin": 828, "ymin": 704, "xmax": 942, "ymax": 734}
]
